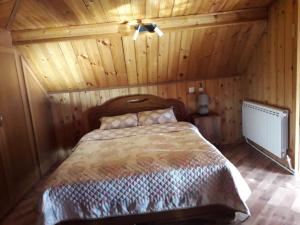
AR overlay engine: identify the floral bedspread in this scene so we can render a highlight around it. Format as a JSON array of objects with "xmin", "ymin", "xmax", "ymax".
[{"xmin": 41, "ymin": 122, "xmax": 251, "ymax": 225}]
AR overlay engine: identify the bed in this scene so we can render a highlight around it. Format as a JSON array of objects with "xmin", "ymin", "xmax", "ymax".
[{"xmin": 40, "ymin": 95, "xmax": 251, "ymax": 225}]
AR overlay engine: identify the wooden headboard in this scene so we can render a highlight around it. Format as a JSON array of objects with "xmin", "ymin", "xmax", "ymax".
[{"xmin": 87, "ymin": 94, "xmax": 189, "ymax": 131}]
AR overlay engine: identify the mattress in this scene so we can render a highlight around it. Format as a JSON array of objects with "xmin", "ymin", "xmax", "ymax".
[{"xmin": 41, "ymin": 122, "xmax": 251, "ymax": 225}]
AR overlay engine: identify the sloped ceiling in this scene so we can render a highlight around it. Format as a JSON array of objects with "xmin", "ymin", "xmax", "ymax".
[
  {"xmin": 17, "ymin": 22, "xmax": 266, "ymax": 92},
  {"xmin": 0, "ymin": 0, "xmax": 16, "ymax": 30},
  {"xmin": 11, "ymin": 0, "xmax": 274, "ymax": 30},
  {"xmin": 6, "ymin": 0, "xmax": 274, "ymax": 92}
]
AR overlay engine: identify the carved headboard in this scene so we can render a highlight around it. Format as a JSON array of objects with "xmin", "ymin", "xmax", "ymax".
[{"xmin": 87, "ymin": 94, "xmax": 189, "ymax": 131}]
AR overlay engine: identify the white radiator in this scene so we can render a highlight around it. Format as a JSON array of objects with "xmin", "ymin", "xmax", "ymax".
[{"xmin": 242, "ymin": 101, "xmax": 289, "ymax": 158}]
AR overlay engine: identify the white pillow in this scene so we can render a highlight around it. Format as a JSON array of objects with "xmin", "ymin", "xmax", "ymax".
[
  {"xmin": 138, "ymin": 108, "xmax": 177, "ymax": 126},
  {"xmin": 100, "ymin": 113, "xmax": 138, "ymax": 130}
]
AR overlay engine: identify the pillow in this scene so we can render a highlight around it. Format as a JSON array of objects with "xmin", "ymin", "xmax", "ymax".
[
  {"xmin": 138, "ymin": 108, "xmax": 177, "ymax": 126},
  {"xmin": 100, "ymin": 113, "xmax": 138, "ymax": 130}
]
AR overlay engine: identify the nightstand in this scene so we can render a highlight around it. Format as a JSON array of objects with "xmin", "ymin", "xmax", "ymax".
[{"xmin": 190, "ymin": 113, "xmax": 222, "ymax": 145}]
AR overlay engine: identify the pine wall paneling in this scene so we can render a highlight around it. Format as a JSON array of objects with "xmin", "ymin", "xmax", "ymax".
[
  {"xmin": 49, "ymin": 76, "xmax": 242, "ymax": 155},
  {"xmin": 0, "ymin": 48, "xmax": 58, "ymax": 217},
  {"xmin": 0, "ymin": 119, "xmax": 10, "ymax": 218},
  {"xmin": 0, "ymin": 31, "xmax": 12, "ymax": 47},
  {"xmin": 21, "ymin": 57, "xmax": 58, "ymax": 175},
  {"xmin": 295, "ymin": 0, "xmax": 300, "ymax": 175},
  {"xmin": 243, "ymin": 0, "xmax": 297, "ymax": 168},
  {"xmin": 0, "ymin": 47, "xmax": 39, "ymax": 216}
]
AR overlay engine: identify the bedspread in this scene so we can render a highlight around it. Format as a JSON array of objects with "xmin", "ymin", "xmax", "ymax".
[{"xmin": 41, "ymin": 122, "xmax": 251, "ymax": 225}]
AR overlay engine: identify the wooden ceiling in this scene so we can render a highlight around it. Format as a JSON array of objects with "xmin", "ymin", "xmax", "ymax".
[
  {"xmin": 0, "ymin": 0, "xmax": 274, "ymax": 92},
  {"xmin": 18, "ymin": 21, "xmax": 266, "ymax": 92},
  {"xmin": 11, "ymin": 0, "xmax": 274, "ymax": 30},
  {"xmin": 0, "ymin": 0, "xmax": 15, "ymax": 30}
]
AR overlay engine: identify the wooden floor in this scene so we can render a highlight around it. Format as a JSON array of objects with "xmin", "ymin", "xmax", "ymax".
[{"xmin": 1, "ymin": 143, "xmax": 300, "ymax": 225}]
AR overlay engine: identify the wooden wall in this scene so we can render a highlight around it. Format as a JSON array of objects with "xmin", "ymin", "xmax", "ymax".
[
  {"xmin": 49, "ymin": 76, "xmax": 242, "ymax": 154},
  {"xmin": 0, "ymin": 31, "xmax": 12, "ymax": 47},
  {"xmin": 0, "ymin": 48, "xmax": 39, "ymax": 217},
  {"xmin": 0, "ymin": 47, "xmax": 58, "ymax": 217},
  {"xmin": 21, "ymin": 58, "xmax": 57, "ymax": 175},
  {"xmin": 243, "ymin": 0, "xmax": 297, "ymax": 167}
]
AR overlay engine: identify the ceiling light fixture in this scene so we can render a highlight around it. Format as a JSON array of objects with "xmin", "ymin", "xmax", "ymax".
[{"xmin": 132, "ymin": 23, "xmax": 164, "ymax": 40}]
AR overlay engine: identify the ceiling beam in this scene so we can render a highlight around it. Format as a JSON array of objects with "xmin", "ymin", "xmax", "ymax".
[
  {"xmin": 12, "ymin": 7, "xmax": 267, "ymax": 45},
  {"xmin": 6, "ymin": 0, "xmax": 21, "ymax": 31}
]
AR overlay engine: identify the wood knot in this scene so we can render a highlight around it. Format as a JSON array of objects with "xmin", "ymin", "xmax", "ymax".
[
  {"xmin": 80, "ymin": 54, "xmax": 88, "ymax": 59},
  {"xmin": 101, "ymin": 39, "xmax": 111, "ymax": 46}
]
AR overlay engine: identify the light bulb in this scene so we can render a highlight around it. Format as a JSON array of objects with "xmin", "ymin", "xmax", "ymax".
[
  {"xmin": 133, "ymin": 25, "xmax": 141, "ymax": 41},
  {"xmin": 154, "ymin": 26, "xmax": 164, "ymax": 37}
]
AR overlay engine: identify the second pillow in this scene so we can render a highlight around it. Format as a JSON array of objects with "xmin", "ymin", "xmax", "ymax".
[{"xmin": 138, "ymin": 108, "xmax": 177, "ymax": 126}]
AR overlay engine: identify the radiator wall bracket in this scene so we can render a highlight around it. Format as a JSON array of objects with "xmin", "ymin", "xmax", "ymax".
[{"xmin": 245, "ymin": 138, "xmax": 294, "ymax": 175}]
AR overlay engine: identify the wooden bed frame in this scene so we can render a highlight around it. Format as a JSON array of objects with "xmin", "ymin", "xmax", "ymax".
[
  {"xmin": 60, "ymin": 206, "xmax": 235, "ymax": 225},
  {"xmin": 60, "ymin": 94, "xmax": 236, "ymax": 225}
]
